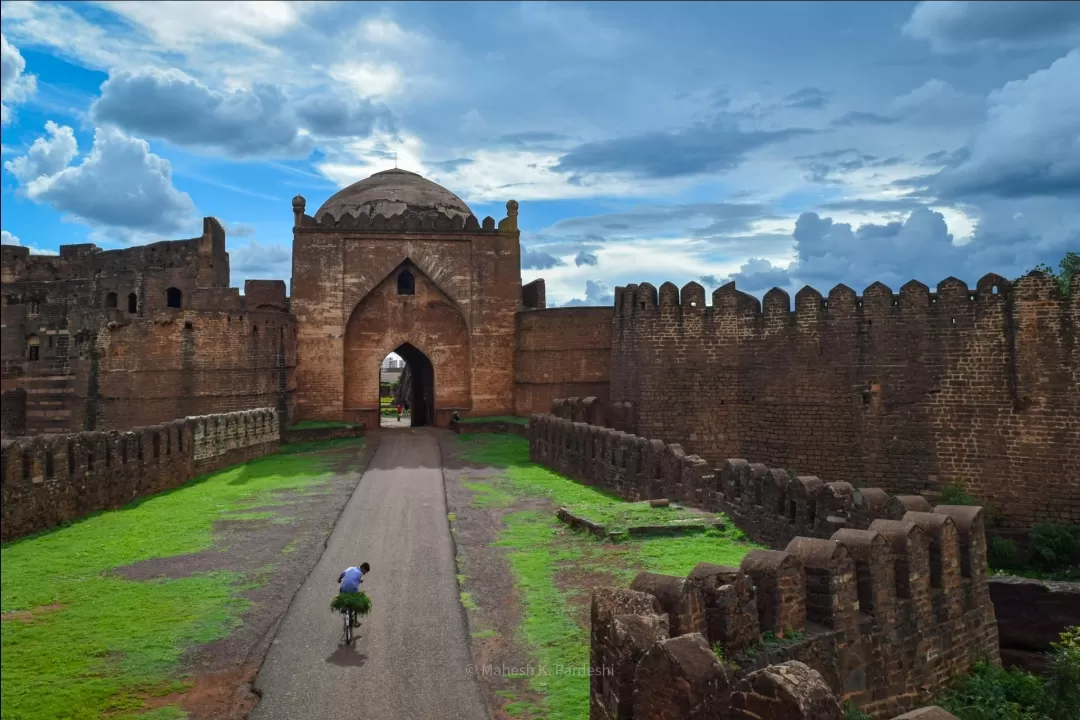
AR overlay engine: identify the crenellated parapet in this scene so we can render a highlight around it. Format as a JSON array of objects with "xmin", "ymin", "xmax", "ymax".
[
  {"xmin": 607, "ymin": 271, "xmax": 1079, "ymax": 530},
  {"xmin": 532, "ymin": 413, "xmax": 999, "ymax": 717},
  {"xmin": 589, "ymin": 524, "xmax": 996, "ymax": 718},
  {"xmin": 613, "ymin": 272, "xmax": 1072, "ymax": 327},
  {"xmin": 0, "ymin": 408, "xmax": 280, "ymax": 541}
]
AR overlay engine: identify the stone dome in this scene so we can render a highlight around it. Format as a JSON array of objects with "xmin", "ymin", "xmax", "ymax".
[{"xmin": 314, "ymin": 169, "xmax": 473, "ymax": 223}]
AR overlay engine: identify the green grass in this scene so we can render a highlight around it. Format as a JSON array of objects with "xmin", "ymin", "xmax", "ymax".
[
  {"xmin": 457, "ymin": 415, "xmax": 529, "ymax": 426},
  {"xmin": 287, "ymin": 420, "xmax": 361, "ymax": 430},
  {"xmin": 455, "ymin": 433, "xmax": 759, "ymax": 719},
  {"xmin": 1, "ymin": 444, "xmax": 355, "ymax": 720},
  {"xmin": 564, "ymin": 500, "xmax": 713, "ymax": 532}
]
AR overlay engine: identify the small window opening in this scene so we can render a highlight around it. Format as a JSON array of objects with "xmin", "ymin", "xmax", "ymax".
[
  {"xmin": 787, "ymin": 500, "xmax": 797, "ymax": 522},
  {"xmin": 951, "ymin": 317, "xmax": 956, "ymax": 325},
  {"xmin": 152, "ymin": 434, "xmax": 161, "ymax": 459},
  {"xmin": 166, "ymin": 287, "xmax": 183, "ymax": 308},
  {"xmin": 26, "ymin": 335, "xmax": 40, "ymax": 361},
  {"xmin": 184, "ymin": 321, "xmax": 193, "ymax": 330},
  {"xmin": 397, "ymin": 269, "xmax": 415, "ymax": 295},
  {"xmin": 46, "ymin": 450, "xmax": 55, "ymax": 476},
  {"xmin": 105, "ymin": 448, "xmax": 112, "ymax": 468},
  {"xmin": 127, "ymin": 293, "xmax": 138, "ymax": 313},
  {"xmin": 105, "ymin": 292, "xmax": 118, "ymax": 308},
  {"xmin": 689, "ymin": 301, "xmax": 697, "ymax": 308},
  {"xmin": 992, "ymin": 286, "xmax": 999, "ymax": 295}
]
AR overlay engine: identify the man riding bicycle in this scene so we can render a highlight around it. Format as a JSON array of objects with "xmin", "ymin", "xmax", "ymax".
[{"xmin": 338, "ymin": 562, "xmax": 370, "ymax": 593}]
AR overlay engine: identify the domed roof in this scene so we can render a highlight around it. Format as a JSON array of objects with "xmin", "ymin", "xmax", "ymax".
[{"xmin": 314, "ymin": 169, "xmax": 473, "ymax": 222}]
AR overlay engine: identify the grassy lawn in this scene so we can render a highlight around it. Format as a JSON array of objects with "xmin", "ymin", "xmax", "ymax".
[
  {"xmin": 0, "ymin": 441, "xmax": 360, "ymax": 720},
  {"xmin": 563, "ymin": 500, "xmax": 717, "ymax": 532},
  {"xmin": 455, "ymin": 433, "xmax": 757, "ymax": 719},
  {"xmin": 457, "ymin": 415, "xmax": 529, "ymax": 426}
]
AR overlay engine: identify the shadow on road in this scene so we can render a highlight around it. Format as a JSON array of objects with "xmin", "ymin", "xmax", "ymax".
[{"xmin": 326, "ymin": 645, "xmax": 368, "ymax": 667}]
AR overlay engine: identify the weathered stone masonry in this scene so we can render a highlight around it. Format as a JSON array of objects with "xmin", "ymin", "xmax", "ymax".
[
  {"xmin": 609, "ymin": 274, "xmax": 1079, "ymax": 529},
  {"xmin": 530, "ymin": 414, "xmax": 999, "ymax": 718},
  {"xmin": 1, "ymin": 408, "xmax": 280, "ymax": 541}
]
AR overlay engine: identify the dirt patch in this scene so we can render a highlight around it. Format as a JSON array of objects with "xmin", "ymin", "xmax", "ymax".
[
  {"xmin": 440, "ymin": 433, "xmax": 550, "ymax": 720},
  {"xmin": 114, "ymin": 437, "xmax": 379, "ymax": 720},
  {"xmin": 555, "ymin": 567, "xmax": 625, "ymax": 630},
  {"xmin": 0, "ymin": 603, "xmax": 65, "ymax": 624}
]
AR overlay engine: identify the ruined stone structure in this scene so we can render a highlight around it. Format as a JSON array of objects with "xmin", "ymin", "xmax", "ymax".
[
  {"xmin": 607, "ymin": 277, "xmax": 1079, "ymax": 529},
  {"xmin": 1, "ymin": 408, "xmax": 280, "ymax": 541},
  {"xmin": 529, "ymin": 414, "xmax": 999, "ymax": 718},
  {"xmin": 1, "ymin": 218, "xmax": 296, "ymax": 436},
  {"xmin": 3, "ymin": 169, "xmax": 1074, "ymax": 525}
]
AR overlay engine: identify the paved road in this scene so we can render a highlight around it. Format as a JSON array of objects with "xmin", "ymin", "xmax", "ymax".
[{"xmin": 251, "ymin": 429, "xmax": 489, "ymax": 720}]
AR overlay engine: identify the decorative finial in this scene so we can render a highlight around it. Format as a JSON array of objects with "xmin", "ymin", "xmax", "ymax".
[
  {"xmin": 292, "ymin": 195, "xmax": 306, "ymax": 228},
  {"xmin": 498, "ymin": 199, "xmax": 520, "ymax": 233}
]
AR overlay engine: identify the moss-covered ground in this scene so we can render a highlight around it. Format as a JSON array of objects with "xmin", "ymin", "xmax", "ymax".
[
  {"xmin": 0, "ymin": 440, "xmax": 360, "ymax": 720},
  {"xmin": 454, "ymin": 433, "xmax": 758, "ymax": 719}
]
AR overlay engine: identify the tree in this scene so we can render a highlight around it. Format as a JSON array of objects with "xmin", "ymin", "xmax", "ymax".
[{"xmin": 1032, "ymin": 251, "xmax": 1079, "ymax": 297}]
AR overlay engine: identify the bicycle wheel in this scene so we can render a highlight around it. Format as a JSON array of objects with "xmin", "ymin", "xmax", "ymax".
[{"xmin": 344, "ymin": 610, "xmax": 352, "ymax": 644}]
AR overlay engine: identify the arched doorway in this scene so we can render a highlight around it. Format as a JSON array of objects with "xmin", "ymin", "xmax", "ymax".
[
  {"xmin": 342, "ymin": 260, "xmax": 471, "ymax": 428},
  {"xmin": 381, "ymin": 343, "xmax": 435, "ymax": 427}
]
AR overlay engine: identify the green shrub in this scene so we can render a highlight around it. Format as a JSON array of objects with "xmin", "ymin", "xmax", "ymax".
[
  {"xmin": 843, "ymin": 702, "xmax": 872, "ymax": 720},
  {"xmin": 330, "ymin": 591, "xmax": 372, "ymax": 615},
  {"xmin": 1044, "ymin": 626, "xmax": 1080, "ymax": 720},
  {"xmin": 938, "ymin": 628, "xmax": 1080, "ymax": 720},
  {"xmin": 989, "ymin": 536, "xmax": 1020, "ymax": 571},
  {"xmin": 1028, "ymin": 524, "xmax": 1080, "ymax": 573}
]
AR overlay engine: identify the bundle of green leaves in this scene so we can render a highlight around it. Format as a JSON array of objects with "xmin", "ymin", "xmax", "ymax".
[{"xmin": 330, "ymin": 591, "xmax": 373, "ymax": 615}]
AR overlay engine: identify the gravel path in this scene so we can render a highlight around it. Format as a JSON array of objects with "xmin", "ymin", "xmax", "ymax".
[{"xmin": 250, "ymin": 428, "xmax": 489, "ymax": 720}]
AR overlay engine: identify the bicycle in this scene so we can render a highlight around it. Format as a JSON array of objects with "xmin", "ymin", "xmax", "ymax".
[{"xmin": 341, "ymin": 604, "xmax": 362, "ymax": 644}]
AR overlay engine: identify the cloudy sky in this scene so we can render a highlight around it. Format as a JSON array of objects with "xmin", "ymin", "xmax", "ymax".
[{"xmin": 1, "ymin": 1, "xmax": 1077, "ymax": 306}]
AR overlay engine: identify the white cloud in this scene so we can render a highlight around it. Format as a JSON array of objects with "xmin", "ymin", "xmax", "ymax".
[
  {"xmin": 328, "ymin": 61, "xmax": 402, "ymax": 100},
  {"xmin": 936, "ymin": 49, "xmax": 1080, "ymax": 199},
  {"xmin": 1, "ymin": 229, "xmax": 58, "ymax": 255},
  {"xmin": 3, "ymin": 121, "xmax": 78, "ymax": 183},
  {"xmin": 6, "ymin": 123, "xmax": 198, "ymax": 236},
  {"xmin": 0, "ymin": 33, "xmax": 37, "ymax": 125},
  {"xmin": 229, "ymin": 237, "xmax": 292, "ymax": 286}
]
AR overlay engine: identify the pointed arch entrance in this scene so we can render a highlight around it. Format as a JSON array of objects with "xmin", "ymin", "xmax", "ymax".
[
  {"xmin": 343, "ymin": 260, "xmax": 471, "ymax": 428},
  {"xmin": 387, "ymin": 343, "xmax": 434, "ymax": 427}
]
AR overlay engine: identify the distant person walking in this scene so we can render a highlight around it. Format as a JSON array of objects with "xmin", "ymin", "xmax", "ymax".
[{"xmin": 396, "ymin": 403, "xmax": 403, "ymax": 421}]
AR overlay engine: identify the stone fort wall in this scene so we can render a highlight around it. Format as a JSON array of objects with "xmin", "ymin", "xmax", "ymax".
[
  {"xmin": 609, "ymin": 273, "xmax": 1080, "ymax": 529},
  {"xmin": 1, "ymin": 407, "xmax": 280, "ymax": 541},
  {"xmin": 1, "ymin": 219, "xmax": 296, "ymax": 436},
  {"xmin": 514, "ymin": 307, "xmax": 613, "ymax": 417},
  {"xmin": 529, "ymin": 414, "xmax": 999, "ymax": 718}
]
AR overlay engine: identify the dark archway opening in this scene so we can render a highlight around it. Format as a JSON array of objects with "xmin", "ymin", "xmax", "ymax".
[{"xmin": 381, "ymin": 343, "xmax": 434, "ymax": 428}]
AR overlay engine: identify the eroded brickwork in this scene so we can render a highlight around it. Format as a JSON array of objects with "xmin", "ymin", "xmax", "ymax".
[
  {"xmin": 609, "ymin": 275, "xmax": 1080, "ymax": 528},
  {"xmin": 2, "ymin": 220, "xmax": 295, "ymax": 436},
  {"xmin": 515, "ymin": 308, "xmax": 613, "ymax": 416},
  {"xmin": 532, "ymin": 415, "xmax": 999, "ymax": 718},
  {"xmin": 1, "ymin": 408, "xmax": 281, "ymax": 541}
]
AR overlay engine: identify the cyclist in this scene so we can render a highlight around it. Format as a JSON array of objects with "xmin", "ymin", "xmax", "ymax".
[{"xmin": 338, "ymin": 562, "xmax": 370, "ymax": 594}]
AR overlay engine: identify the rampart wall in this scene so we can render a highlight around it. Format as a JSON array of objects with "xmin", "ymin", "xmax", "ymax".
[
  {"xmin": 527, "ymin": 416, "xmax": 998, "ymax": 717},
  {"xmin": 609, "ymin": 273, "xmax": 1080, "ymax": 529},
  {"xmin": 1, "ymin": 408, "xmax": 280, "ymax": 541},
  {"xmin": 514, "ymin": 308, "xmax": 613, "ymax": 417}
]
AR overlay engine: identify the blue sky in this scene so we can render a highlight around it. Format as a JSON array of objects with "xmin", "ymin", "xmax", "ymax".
[{"xmin": 1, "ymin": 1, "xmax": 1078, "ymax": 306}]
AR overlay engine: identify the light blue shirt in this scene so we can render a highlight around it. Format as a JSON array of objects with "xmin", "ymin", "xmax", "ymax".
[{"xmin": 340, "ymin": 566, "xmax": 363, "ymax": 593}]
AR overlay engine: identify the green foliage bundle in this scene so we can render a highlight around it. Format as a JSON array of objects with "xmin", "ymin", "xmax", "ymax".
[
  {"xmin": 938, "ymin": 627, "xmax": 1080, "ymax": 720},
  {"xmin": 330, "ymin": 591, "xmax": 372, "ymax": 616}
]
